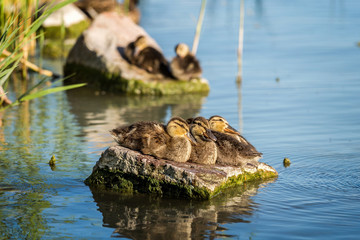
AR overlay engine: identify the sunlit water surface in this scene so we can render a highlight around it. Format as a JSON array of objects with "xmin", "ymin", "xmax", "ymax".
[{"xmin": 1, "ymin": 0, "xmax": 360, "ymax": 239}]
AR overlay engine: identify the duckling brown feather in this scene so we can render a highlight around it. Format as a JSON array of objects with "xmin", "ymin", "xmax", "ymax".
[
  {"xmin": 213, "ymin": 131, "xmax": 262, "ymax": 168},
  {"xmin": 170, "ymin": 55, "xmax": 202, "ymax": 80},
  {"xmin": 110, "ymin": 118, "xmax": 192, "ymax": 163},
  {"xmin": 188, "ymin": 125, "xmax": 217, "ymax": 165}
]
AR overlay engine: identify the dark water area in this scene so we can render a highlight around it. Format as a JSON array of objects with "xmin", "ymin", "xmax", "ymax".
[{"xmin": 1, "ymin": 0, "xmax": 360, "ymax": 239}]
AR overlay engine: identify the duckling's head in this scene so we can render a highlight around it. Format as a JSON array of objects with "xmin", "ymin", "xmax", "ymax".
[
  {"xmin": 190, "ymin": 117, "xmax": 217, "ymax": 142},
  {"xmin": 166, "ymin": 117, "xmax": 196, "ymax": 143},
  {"xmin": 208, "ymin": 115, "xmax": 240, "ymax": 136},
  {"xmin": 175, "ymin": 43, "xmax": 190, "ymax": 58},
  {"xmin": 192, "ymin": 116, "xmax": 210, "ymax": 128},
  {"xmin": 134, "ymin": 35, "xmax": 148, "ymax": 51}
]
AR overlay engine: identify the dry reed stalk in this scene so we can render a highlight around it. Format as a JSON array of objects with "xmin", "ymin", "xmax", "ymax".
[
  {"xmin": 2, "ymin": 49, "xmax": 54, "ymax": 77},
  {"xmin": 192, "ymin": 0, "xmax": 206, "ymax": 55},
  {"xmin": 236, "ymin": 0, "xmax": 245, "ymax": 83}
]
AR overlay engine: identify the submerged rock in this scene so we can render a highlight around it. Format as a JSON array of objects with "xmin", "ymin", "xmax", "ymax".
[
  {"xmin": 85, "ymin": 145, "xmax": 278, "ymax": 200},
  {"xmin": 64, "ymin": 12, "xmax": 210, "ymax": 95}
]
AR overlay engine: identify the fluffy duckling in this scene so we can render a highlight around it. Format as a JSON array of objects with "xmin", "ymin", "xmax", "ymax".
[
  {"xmin": 126, "ymin": 35, "xmax": 171, "ymax": 77},
  {"xmin": 209, "ymin": 115, "xmax": 260, "ymax": 152},
  {"xmin": 170, "ymin": 43, "xmax": 202, "ymax": 81},
  {"xmin": 188, "ymin": 117, "xmax": 217, "ymax": 165},
  {"xmin": 214, "ymin": 133, "xmax": 261, "ymax": 167},
  {"xmin": 110, "ymin": 117, "xmax": 195, "ymax": 163},
  {"xmin": 124, "ymin": 40, "xmax": 136, "ymax": 64},
  {"xmin": 208, "ymin": 115, "xmax": 262, "ymax": 167}
]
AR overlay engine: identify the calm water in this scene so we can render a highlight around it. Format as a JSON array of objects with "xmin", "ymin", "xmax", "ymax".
[{"xmin": 1, "ymin": 0, "xmax": 360, "ymax": 239}]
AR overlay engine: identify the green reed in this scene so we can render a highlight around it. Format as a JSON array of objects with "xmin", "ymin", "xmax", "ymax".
[{"xmin": 0, "ymin": 0, "xmax": 85, "ymax": 111}]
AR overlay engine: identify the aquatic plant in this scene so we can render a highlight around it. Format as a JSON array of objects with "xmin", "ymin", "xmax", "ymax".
[
  {"xmin": 192, "ymin": 0, "xmax": 206, "ymax": 55},
  {"xmin": 0, "ymin": 0, "xmax": 85, "ymax": 110},
  {"xmin": 236, "ymin": 0, "xmax": 245, "ymax": 82}
]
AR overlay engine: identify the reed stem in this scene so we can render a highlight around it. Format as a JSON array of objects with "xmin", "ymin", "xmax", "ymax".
[
  {"xmin": 2, "ymin": 49, "xmax": 54, "ymax": 77},
  {"xmin": 192, "ymin": 0, "xmax": 206, "ymax": 55},
  {"xmin": 236, "ymin": 0, "xmax": 245, "ymax": 83}
]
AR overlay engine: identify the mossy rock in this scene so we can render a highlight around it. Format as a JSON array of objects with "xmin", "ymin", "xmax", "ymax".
[
  {"xmin": 64, "ymin": 13, "xmax": 210, "ymax": 96},
  {"xmin": 42, "ymin": 20, "xmax": 90, "ymax": 39},
  {"xmin": 85, "ymin": 146, "xmax": 278, "ymax": 200},
  {"xmin": 64, "ymin": 63, "xmax": 210, "ymax": 95},
  {"xmin": 42, "ymin": 39, "xmax": 76, "ymax": 59}
]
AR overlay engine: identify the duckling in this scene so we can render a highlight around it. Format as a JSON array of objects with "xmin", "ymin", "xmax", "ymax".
[
  {"xmin": 170, "ymin": 43, "xmax": 202, "ymax": 81},
  {"xmin": 110, "ymin": 117, "xmax": 195, "ymax": 163},
  {"xmin": 126, "ymin": 35, "xmax": 172, "ymax": 77},
  {"xmin": 208, "ymin": 115, "xmax": 262, "ymax": 167},
  {"xmin": 124, "ymin": 40, "xmax": 136, "ymax": 64},
  {"xmin": 213, "ymin": 133, "xmax": 261, "ymax": 167},
  {"xmin": 188, "ymin": 117, "xmax": 217, "ymax": 165},
  {"xmin": 208, "ymin": 115, "xmax": 260, "ymax": 153}
]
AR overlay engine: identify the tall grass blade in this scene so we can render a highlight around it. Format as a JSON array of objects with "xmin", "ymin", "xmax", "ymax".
[
  {"xmin": 24, "ymin": 0, "xmax": 76, "ymax": 39},
  {"xmin": 20, "ymin": 83, "xmax": 87, "ymax": 102},
  {"xmin": 0, "ymin": 54, "xmax": 23, "ymax": 86},
  {"xmin": 17, "ymin": 77, "xmax": 49, "ymax": 101}
]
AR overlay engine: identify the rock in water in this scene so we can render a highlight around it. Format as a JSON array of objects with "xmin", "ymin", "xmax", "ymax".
[
  {"xmin": 64, "ymin": 12, "xmax": 210, "ymax": 95},
  {"xmin": 41, "ymin": 3, "xmax": 90, "ymax": 58},
  {"xmin": 85, "ymin": 146, "xmax": 278, "ymax": 200}
]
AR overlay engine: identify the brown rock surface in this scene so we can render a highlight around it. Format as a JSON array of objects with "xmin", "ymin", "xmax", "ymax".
[{"xmin": 85, "ymin": 145, "xmax": 278, "ymax": 199}]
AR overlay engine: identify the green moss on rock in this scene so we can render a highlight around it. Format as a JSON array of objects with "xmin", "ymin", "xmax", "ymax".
[
  {"xmin": 85, "ymin": 166, "xmax": 277, "ymax": 200},
  {"xmin": 42, "ymin": 39, "xmax": 75, "ymax": 59},
  {"xmin": 64, "ymin": 63, "xmax": 210, "ymax": 95},
  {"xmin": 85, "ymin": 168, "xmax": 212, "ymax": 200},
  {"xmin": 42, "ymin": 20, "xmax": 90, "ymax": 39}
]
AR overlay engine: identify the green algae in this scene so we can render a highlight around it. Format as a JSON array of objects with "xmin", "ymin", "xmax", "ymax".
[
  {"xmin": 42, "ymin": 20, "xmax": 90, "ymax": 39},
  {"xmin": 211, "ymin": 169, "xmax": 278, "ymax": 198},
  {"xmin": 42, "ymin": 39, "xmax": 75, "ymax": 59},
  {"xmin": 41, "ymin": 20, "xmax": 89, "ymax": 58},
  {"xmin": 85, "ymin": 166, "xmax": 278, "ymax": 200},
  {"xmin": 64, "ymin": 63, "xmax": 210, "ymax": 95},
  {"xmin": 85, "ymin": 168, "xmax": 211, "ymax": 200}
]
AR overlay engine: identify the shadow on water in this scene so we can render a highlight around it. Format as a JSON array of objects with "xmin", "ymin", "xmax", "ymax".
[{"xmin": 89, "ymin": 178, "xmax": 276, "ymax": 239}]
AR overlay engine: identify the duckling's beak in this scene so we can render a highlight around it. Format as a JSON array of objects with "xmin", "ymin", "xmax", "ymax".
[
  {"xmin": 186, "ymin": 131, "xmax": 197, "ymax": 145},
  {"xmin": 203, "ymin": 129, "xmax": 217, "ymax": 142},
  {"xmin": 224, "ymin": 125, "xmax": 241, "ymax": 135}
]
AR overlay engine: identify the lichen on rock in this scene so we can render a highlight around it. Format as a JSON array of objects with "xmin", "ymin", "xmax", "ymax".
[{"xmin": 85, "ymin": 146, "xmax": 278, "ymax": 200}]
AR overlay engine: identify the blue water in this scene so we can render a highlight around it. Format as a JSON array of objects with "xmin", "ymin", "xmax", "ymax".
[{"xmin": 1, "ymin": 0, "xmax": 360, "ymax": 239}]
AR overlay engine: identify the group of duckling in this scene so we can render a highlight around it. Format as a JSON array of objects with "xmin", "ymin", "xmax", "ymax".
[
  {"xmin": 124, "ymin": 35, "xmax": 202, "ymax": 80},
  {"xmin": 110, "ymin": 115, "xmax": 262, "ymax": 168}
]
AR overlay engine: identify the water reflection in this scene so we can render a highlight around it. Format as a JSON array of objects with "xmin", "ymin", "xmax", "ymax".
[
  {"xmin": 90, "ymin": 179, "xmax": 275, "ymax": 239},
  {"xmin": 66, "ymin": 88, "xmax": 207, "ymax": 151},
  {"xmin": 0, "ymin": 79, "xmax": 90, "ymax": 239}
]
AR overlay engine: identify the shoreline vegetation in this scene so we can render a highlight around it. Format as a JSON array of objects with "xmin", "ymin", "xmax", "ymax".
[{"xmin": 0, "ymin": 0, "xmax": 85, "ymax": 113}]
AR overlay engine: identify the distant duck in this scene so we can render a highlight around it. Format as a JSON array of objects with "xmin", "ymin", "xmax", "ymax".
[
  {"xmin": 188, "ymin": 117, "xmax": 217, "ymax": 165},
  {"xmin": 208, "ymin": 115, "xmax": 262, "ymax": 167},
  {"xmin": 124, "ymin": 40, "xmax": 136, "ymax": 64},
  {"xmin": 125, "ymin": 35, "xmax": 172, "ymax": 77},
  {"xmin": 110, "ymin": 117, "xmax": 195, "ymax": 163},
  {"xmin": 170, "ymin": 43, "xmax": 202, "ymax": 81}
]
